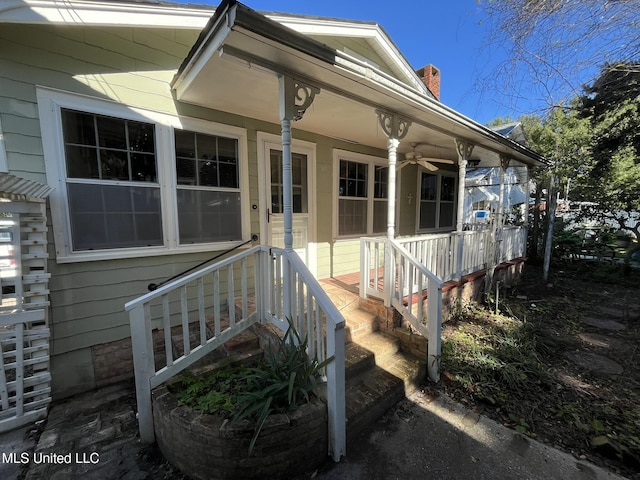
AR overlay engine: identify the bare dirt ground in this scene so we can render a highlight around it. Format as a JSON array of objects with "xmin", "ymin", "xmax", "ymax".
[{"xmin": 433, "ymin": 260, "xmax": 640, "ymax": 479}]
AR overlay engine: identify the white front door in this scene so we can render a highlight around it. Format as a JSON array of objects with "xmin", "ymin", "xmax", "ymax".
[{"xmin": 258, "ymin": 133, "xmax": 316, "ymax": 273}]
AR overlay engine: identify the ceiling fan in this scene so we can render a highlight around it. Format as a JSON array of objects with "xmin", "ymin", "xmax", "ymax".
[{"xmin": 397, "ymin": 143, "xmax": 455, "ymax": 172}]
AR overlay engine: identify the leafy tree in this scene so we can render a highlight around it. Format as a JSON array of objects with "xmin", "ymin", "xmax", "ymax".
[
  {"xmin": 476, "ymin": 0, "xmax": 639, "ymax": 112},
  {"xmin": 575, "ymin": 62, "xmax": 640, "ymax": 244},
  {"xmin": 491, "ymin": 106, "xmax": 591, "ymax": 258}
]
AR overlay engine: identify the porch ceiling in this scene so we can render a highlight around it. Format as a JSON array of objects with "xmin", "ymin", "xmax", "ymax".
[{"xmin": 173, "ymin": 0, "xmax": 548, "ymax": 168}]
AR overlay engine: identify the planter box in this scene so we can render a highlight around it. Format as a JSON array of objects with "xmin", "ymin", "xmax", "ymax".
[{"xmin": 152, "ymin": 385, "xmax": 328, "ymax": 480}]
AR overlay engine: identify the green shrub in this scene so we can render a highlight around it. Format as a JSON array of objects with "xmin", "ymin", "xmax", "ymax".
[
  {"xmin": 233, "ymin": 318, "xmax": 334, "ymax": 454},
  {"xmin": 174, "ymin": 318, "xmax": 333, "ymax": 455}
]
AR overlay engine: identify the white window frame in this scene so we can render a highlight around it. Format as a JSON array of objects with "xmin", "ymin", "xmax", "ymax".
[
  {"xmin": 416, "ymin": 169, "xmax": 457, "ymax": 233},
  {"xmin": 0, "ymin": 115, "xmax": 8, "ymax": 173},
  {"xmin": 333, "ymin": 149, "xmax": 388, "ymax": 239},
  {"xmin": 37, "ymin": 87, "xmax": 249, "ymax": 263}
]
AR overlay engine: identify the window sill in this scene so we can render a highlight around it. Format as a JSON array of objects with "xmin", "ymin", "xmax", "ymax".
[{"xmin": 54, "ymin": 240, "xmax": 250, "ymax": 264}]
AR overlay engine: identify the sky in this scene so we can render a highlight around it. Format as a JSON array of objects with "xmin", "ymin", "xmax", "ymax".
[{"xmin": 188, "ymin": 0, "xmax": 543, "ymax": 125}]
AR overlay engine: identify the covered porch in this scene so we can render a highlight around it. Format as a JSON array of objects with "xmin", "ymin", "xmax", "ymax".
[{"xmin": 127, "ymin": 0, "xmax": 547, "ymax": 464}]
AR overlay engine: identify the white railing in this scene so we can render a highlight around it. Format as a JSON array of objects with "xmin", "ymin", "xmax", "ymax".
[
  {"xmin": 125, "ymin": 245, "xmax": 346, "ymax": 461},
  {"xmin": 359, "ymin": 227, "xmax": 527, "ymax": 381},
  {"xmin": 388, "ymin": 240, "xmax": 443, "ymax": 382},
  {"xmin": 397, "ymin": 230, "xmax": 491, "ymax": 282},
  {"xmin": 497, "ymin": 226, "xmax": 527, "ymax": 264}
]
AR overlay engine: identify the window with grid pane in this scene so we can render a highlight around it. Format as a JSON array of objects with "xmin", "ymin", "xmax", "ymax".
[
  {"xmin": 61, "ymin": 108, "xmax": 162, "ymax": 250},
  {"xmin": 373, "ymin": 165, "xmax": 388, "ymax": 234},
  {"xmin": 419, "ymin": 172, "xmax": 456, "ymax": 230},
  {"xmin": 338, "ymin": 160, "xmax": 368, "ymax": 236},
  {"xmin": 175, "ymin": 130, "xmax": 241, "ymax": 244}
]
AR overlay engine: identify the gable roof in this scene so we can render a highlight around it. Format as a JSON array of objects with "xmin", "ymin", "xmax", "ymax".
[
  {"xmin": 2, "ymin": 1, "xmax": 431, "ymax": 97},
  {"xmin": 265, "ymin": 13, "xmax": 432, "ymax": 97},
  {"xmin": 3, "ymin": 0, "xmax": 548, "ymax": 167},
  {"xmin": 490, "ymin": 122, "xmax": 530, "ymax": 148},
  {"xmin": 175, "ymin": 0, "xmax": 548, "ymax": 167}
]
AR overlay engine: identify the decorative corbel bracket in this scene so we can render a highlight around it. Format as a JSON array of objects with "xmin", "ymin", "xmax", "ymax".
[
  {"xmin": 376, "ymin": 110, "xmax": 411, "ymax": 140},
  {"xmin": 279, "ymin": 76, "xmax": 320, "ymax": 122},
  {"xmin": 500, "ymin": 154, "xmax": 511, "ymax": 171},
  {"xmin": 455, "ymin": 139, "xmax": 475, "ymax": 161}
]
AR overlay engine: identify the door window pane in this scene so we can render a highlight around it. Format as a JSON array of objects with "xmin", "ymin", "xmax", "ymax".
[{"xmin": 270, "ymin": 150, "xmax": 307, "ymax": 214}]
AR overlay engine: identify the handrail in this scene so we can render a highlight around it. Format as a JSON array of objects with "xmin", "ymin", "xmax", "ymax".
[
  {"xmin": 147, "ymin": 235, "xmax": 259, "ymax": 291},
  {"xmin": 126, "ymin": 243, "xmax": 346, "ymax": 462},
  {"xmin": 388, "ymin": 240, "xmax": 443, "ymax": 382}
]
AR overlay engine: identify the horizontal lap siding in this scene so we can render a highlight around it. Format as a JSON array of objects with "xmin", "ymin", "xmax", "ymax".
[
  {"xmin": 0, "ymin": 25, "xmax": 213, "ymax": 396},
  {"xmin": 0, "ymin": 23, "xmax": 391, "ymax": 396},
  {"xmin": 331, "ymin": 240, "xmax": 362, "ymax": 277}
]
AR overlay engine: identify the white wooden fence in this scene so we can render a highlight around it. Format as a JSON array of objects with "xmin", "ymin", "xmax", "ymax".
[
  {"xmin": 125, "ymin": 245, "xmax": 346, "ymax": 461},
  {"xmin": 0, "ymin": 200, "xmax": 51, "ymax": 432}
]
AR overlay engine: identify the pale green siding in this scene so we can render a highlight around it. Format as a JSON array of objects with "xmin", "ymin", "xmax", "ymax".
[
  {"xmin": 398, "ymin": 164, "xmax": 420, "ymax": 236},
  {"xmin": 330, "ymin": 240, "xmax": 363, "ymax": 277},
  {"xmin": 0, "ymin": 22, "xmax": 392, "ymax": 397}
]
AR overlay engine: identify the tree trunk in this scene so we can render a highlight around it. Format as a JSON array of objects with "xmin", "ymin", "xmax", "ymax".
[{"xmin": 530, "ymin": 184, "xmax": 542, "ymax": 260}]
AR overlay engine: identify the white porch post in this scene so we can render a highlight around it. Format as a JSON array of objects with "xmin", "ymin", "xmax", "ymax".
[
  {"xmin": 495, "ymin": 156, "xmax": 509, "ymax": 265},
  {"xmin": 278, "ymin": 76, "xmax": 319, "ymax": 252},
  {"xmin": 455, "ymin": 140, "xmax": 474, "ymax": 280},
  {"xmin": 376, "ymin": 110, "xmax": 411, "ymax": 240},
  {"xmin": 376, "ymin": 111, "xmax": 410, "ymax": 306},
  {"xmin": 522, "ymin": 166, "xmax": 530, "ymax": 228},
  {"xmin": 278, "ymin": 76, "xmax": 319, "ymax": 321},
  {"xmin": 455, "ymin": 140, "xmax": 474, "ymax": 233}
]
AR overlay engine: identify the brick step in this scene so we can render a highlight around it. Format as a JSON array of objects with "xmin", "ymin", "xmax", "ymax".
[
  {"xmin": 353, "ymin": 331, "xmax": 400, "ymax": 359},
  {"xmin": 344, "ymin": 308, "xmax": 378, "ymax": 341},
  {"xmin": 344, "ymin": 366, "xmax": 405, "ymax": 441},
  {"xmin": 353, "ymin": 331, "xmax": 426, "ymax": 393},
  {"xmin": 376, "ymin": 350, "xmax": 426, "ymax": 393},
  {"xmin": 345, "ymin": 342, "xmax": 376, "ymax": 380}
]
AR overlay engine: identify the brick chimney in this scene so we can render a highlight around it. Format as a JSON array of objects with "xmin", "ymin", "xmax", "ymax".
[{"xmin": 416, "ymin": 64, "xmax": 440, "ymax": 101}]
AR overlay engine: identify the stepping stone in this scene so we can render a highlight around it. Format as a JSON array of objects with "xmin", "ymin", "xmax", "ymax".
[
  {"xmin": 597, "ymin": 306, "xmax": 626, "ymax": 318},
  {"xmin": 567, "ymin": 351, "xmax": 624, "ymax": 375},
  {"xmin": 577, "ymin": 332, "xmax": 630, "ymax": 352},
  {"xmin": 582, "ymin": 316, "xmax": 626, "ymax": 331}
]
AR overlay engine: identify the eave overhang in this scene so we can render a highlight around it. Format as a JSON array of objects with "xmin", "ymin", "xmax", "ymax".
[
  {"xmin": 0, "ymin": 0, "xmax": 213, "ymax": 28},
  {"xmin": 173, "ymin": 0, "xmax": 548, "ymax": 168}
]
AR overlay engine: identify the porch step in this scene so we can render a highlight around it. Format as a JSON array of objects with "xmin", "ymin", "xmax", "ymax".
[
  {"xmin": 344, "ymin": 308, "xmax": 378, "ymax": 341},
  {"xmin": 345, "ymin": 366, "xmax": 405, "ymax": 441},
  {"xmin": 351, "ymin": 332, "xmax": 426, "ymax": 393},
  {"xmin": 345, "ymin": 342, "xmax": 376, "ymax": 380}
]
